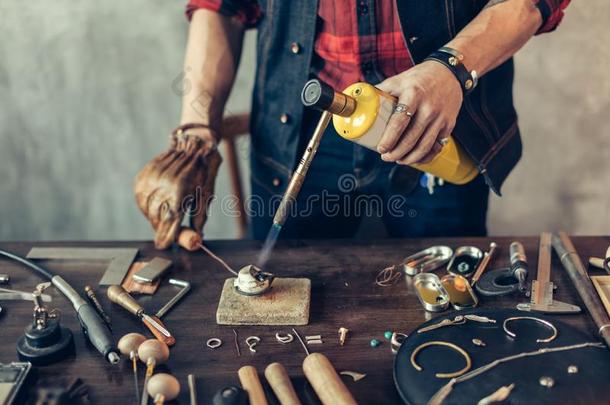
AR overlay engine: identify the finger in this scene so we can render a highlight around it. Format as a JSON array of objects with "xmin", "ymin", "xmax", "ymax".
[
  {"xmin": 376, "ymin": 77, "xmax": 399, "ymax": 96},
  {"xmin": 377, "ymin": 95, "xmax": 419, "ymax": 154},
  {"xmin": 397, "ymin": 118, "xmax": 445, "ymax": 165},
  {"xmin": 158, "ymin": 150, "xmax": 185, "ymax": 173},
  {"xmin": 380, "ymin": 112, "xmax": 429, "ymax": 162},
  {"xmin": 417, "ymin": 126, "xmax": 451, "ymax": 164},
  {"xmin": 167, "ymin": 151, "xmax": 197, "ymax": 178}
]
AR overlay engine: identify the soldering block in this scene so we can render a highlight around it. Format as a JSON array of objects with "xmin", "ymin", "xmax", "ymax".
[{"xmin": 216, "ymin": 277, "xmax": 311, "ymax": 325}]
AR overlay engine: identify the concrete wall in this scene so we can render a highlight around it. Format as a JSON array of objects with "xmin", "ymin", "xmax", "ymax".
[{"xmin": 0, "ymin": 0, "xmax": 607, "ymax": 241}]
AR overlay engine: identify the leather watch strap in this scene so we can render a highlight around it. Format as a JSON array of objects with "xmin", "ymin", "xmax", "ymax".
[{"xmin": 424, "ymin": 49, "xmax": 477, "ymax": 96}]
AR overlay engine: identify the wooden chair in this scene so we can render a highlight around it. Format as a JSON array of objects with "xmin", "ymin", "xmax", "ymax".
[{"xmin": 220, "ymin": 113, "xmax": 251, "ymax": 238}]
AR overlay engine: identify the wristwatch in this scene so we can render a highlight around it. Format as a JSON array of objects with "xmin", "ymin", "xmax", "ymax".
[{"xmin": 424, "ymin": 46, "xmax": 478, "ymax": 96}]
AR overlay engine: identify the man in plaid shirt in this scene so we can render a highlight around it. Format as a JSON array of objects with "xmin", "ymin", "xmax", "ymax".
[{"xmin": 135, "ymin": 0, "xmax": 570, "ymax": 248}]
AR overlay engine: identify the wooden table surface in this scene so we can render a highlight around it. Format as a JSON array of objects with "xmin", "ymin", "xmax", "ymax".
[{"xmin": 0, "ymin": 236, "xmax": 608, "ymax": 405}]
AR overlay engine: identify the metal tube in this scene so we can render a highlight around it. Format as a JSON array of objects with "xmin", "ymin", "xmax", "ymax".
[
  {"xmin": 273, "ymin": 111, "xmax": 332, "ymax": 227},
  {"xmin": 471, "ymin": 242, "xmax": 497, "ymax": 285},
  {"xmin": 552, "ymin": 232, "xmax": 610, "ymax": 348}
]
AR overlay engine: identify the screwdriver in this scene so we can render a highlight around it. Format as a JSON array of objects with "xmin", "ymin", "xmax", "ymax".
[
  {"xmin": 509, "ymin": 241, "xmax": 529, "ymax": 293},
  {"xmin": 107, "ymin": 285, "xmax": 176, "ymax": 346}
]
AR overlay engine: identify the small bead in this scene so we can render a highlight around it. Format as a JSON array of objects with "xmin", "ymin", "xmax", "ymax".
[
  {"xmin": 370, "ymin": 339, "xmax": 381, "ymax": 348},
  {"xmin": 539, "ymin": 376, "xmax": 554, "ymax": 388},
  {"xmin": 384, "ymin": 331, "xmax": 393, "ymax": 340}
]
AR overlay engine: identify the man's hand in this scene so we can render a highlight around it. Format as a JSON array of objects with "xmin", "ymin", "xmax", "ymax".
[
  {"xmin": 376, "ymin": 61, "xmax": 463, "ymax": 165},
  {"xmin": 134, "ymin": 131, "xmax": 222, "ymax": 249}
]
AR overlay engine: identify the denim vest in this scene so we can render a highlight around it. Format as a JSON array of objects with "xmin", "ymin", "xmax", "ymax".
[{"xmin": 250, "ymin": 0, "xmax": 521, "ymax": 196}]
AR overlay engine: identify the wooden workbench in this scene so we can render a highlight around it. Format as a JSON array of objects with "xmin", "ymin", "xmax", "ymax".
[{"xmin": 0, "ymin": 237, "xmax": 608, "ymax": 404}]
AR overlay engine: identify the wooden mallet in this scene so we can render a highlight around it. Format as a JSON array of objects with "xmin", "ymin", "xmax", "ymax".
[
  {"xmin": 138, "ymin": 339, "xmax": 170, "ymax": 405},
  {"xmin": 118, "ymin": 332, "xmax": 147, "ymax": 404},
  {"xmin": 147, "ymin": 373, "xmax": 180, "ymax": 405}
]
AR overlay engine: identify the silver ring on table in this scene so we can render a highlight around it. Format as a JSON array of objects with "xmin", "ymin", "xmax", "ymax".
[
  {"xmin": 206, "ymin": 338, "xmax": 223, "ymax": 349},
  {"xmin": 246, "ymin": 336, "xmax": 261, "ymax": 353},
  {"xmin": 391, "ymin": 332, "xmax": 408, "ymax": 354},
  {"xmin": 393, "ymin": 103, "xmax": 413, "ymax": 118},
  {"xmin": 275, "ymin": 333, "xmax": 294, "ymax": 344},
  {"xmin": 502, "ymin": 316, "xmax": 558, "ymax": 343},
  {"xmin": 437, "ymin": 137, "xmax": 449, "ymax": 147}
]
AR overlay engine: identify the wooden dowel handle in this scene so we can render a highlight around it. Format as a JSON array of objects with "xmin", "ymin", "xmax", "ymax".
[
  {"xmin": 238, "ymin": 365, "xmax": 269, "ymax": 405},
  {"xmin": 264, "ymin": 363, "xmax": 301, "ymax": 405},
  {"xmin": 302, "ymin": 353, "xmax": 358, "ymax": 405}
]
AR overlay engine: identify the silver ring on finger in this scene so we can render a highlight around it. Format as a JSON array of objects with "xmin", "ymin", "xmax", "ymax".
[
  {"xmin": 436, "ymin": 137, "xmax": 449, "ymax": 147},
  {"xmin": 393, "ymin": 103, "xmax": 413, "ymax": 118}
]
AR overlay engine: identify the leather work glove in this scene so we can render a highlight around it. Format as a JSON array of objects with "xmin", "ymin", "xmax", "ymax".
[{"xmin": 134, "ymin": 126, "xmax": 222, "ymax": 249}]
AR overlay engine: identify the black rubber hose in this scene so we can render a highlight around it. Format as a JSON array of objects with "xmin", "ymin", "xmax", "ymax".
[{"xmin": 0, "ymin": 249, "xmax": 54, "ymax": 279}]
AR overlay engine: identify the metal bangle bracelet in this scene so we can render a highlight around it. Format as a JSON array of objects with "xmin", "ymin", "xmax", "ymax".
[
  {"xmin": 503, "ymin": 316, "xmax": 558, "ymax": 343},
  {"xmin": 206, "ymin": 338, "xmax": 223, "ymax": 349},
  {"xmin": 410, "ymin": 341, "xmax": 472, "ymax": 378}
]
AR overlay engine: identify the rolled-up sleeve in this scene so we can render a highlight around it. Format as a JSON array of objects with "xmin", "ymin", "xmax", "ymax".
[
  {"xmin": 186, "ymin": 0, "xmax": 262, "ymax": 28},
  {"xmin": 534, "ymin": 0, "xmax": 571, "ymax": 34}
]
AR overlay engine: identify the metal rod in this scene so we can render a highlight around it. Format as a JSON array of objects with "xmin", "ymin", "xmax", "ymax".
[
  {"xmin": 471, "ymin": 242, "xmax": 497, "ymax": 285},
  {"xmin": 132, "ymin": 357, "xmax": 140, "ymax": 404},
  {"xmin": 292, "ymin": 328, "xmax": 310, "ymax": 356},
  {"xmin": 188, "ymin": 374, "xmax": 198, "ymax": 405},
  {"xmin": 552, "ymin": 232, "xmax": 610, "ymax": 347},
  {"xmin": 233, "ymin": 329, "xmax": 241, "ymax": 357},
  {"xmin": 155, "ymin": 279, "xmax": 191, "ymax": 318}
]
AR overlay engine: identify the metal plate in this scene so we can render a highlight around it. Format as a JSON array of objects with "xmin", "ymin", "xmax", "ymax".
[{"xmin": 26, "ymin": 247, "xmax": 138, "ymax": 286}]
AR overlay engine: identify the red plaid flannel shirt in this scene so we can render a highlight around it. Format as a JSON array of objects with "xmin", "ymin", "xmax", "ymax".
[{"xmin": 186, "ymin": 0, "xmax": 570, "ymax": 92}]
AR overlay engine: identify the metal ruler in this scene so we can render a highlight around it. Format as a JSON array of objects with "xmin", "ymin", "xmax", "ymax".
[{"xmin": 517, "ymin": 232, "xmax": 581, "ymax": 314}]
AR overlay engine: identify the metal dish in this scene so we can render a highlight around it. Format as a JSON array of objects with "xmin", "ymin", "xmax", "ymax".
[
  {"xmin": 447, "ymin": 246, "xmax": 483, "ymax": 277},
  {"xmin": 441, "ymin": 274, "xmax": 479, "ymax": 310},
  {"xmin": 402, "ymin": 246, "xmax": 453, "ymax": 276},
  {"xmin": 413, "ymin": 273, "xmax": 450, "ymax": 312}
]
